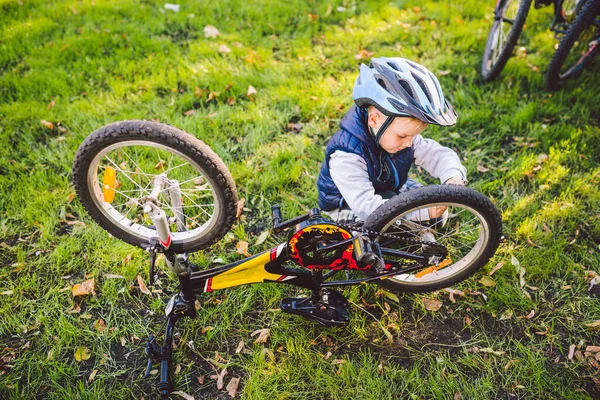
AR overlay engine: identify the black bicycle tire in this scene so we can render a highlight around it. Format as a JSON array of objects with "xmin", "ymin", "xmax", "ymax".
[
  {"xmin": 72, "ymin": 120, "xmax": 238, "ymax": 253},
  {"xmin": 545, "ymin": 0, "xmax": 600, "ymax": 90},
  {"xmin": 481, "ymin": 0, "xmax": 533, "ymax": 81},
  {"xmin": 363, "ymin": 185, "xmax": 502, "ymax": 293}
]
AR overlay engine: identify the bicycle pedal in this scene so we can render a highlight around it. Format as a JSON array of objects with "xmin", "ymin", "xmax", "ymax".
[{"xmin": 280, "ymin": 290, "xmax": 350, "ymax": 327}]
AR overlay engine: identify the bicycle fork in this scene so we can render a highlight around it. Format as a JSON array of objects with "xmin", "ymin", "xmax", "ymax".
[{"xmin": 142, "ymin": 180, "xmax": 197, "ymax": 397}]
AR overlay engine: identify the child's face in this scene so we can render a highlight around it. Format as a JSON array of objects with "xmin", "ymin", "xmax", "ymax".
[{"xmin": 377, "ymin": 117, "xmax": 428, "ymax": 154}]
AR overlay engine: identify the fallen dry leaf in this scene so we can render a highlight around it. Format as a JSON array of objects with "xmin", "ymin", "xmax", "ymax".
[
  {"xmin": 219, "ymin": 44, "xmax": 231, "ymax": 54},
  {"xmin": 331, "ymin": 359, "xmax": 347, "ymax": 365},
  {"xmin": 104, "ymin": 274, "xmax": 123, "ymax": 279},
  {"xmin": 586, "ymin": 346, "xmax": 600, "ymax": 353},
  {"xmin": 568, "ymin": 344, "xmax": 576, "ymax": 360},
  {"xmin": 479, "ymin": 276, "xmax": 496, "ymax": 287},
  {"xmin": 535, "ymin": 327, "xmax": 549, "ymax": 335},
  {"xmin": 174, "ymin": 364, "xmax": 182, "ymax": 375},
  {"xmin": 379, "ymin": 289, "xmax": 400, "ymax": 303},
  {"xmin": 93, "ymin": 318, "xmax": 106, "ymax": 333},
  {"xmin": 255, "ymin": 231, "xmax": 270, "ymax": 246},
  {"xmin": 423, "ymin": 298, "xmax": 442, "ymax": 312},
  {"xmin": 87, "ymin": 369, "xmax": 98, "ymax": 383},
  {"xmin": 210, "ymin": 368, "xmax": 228, "ymax": 390},
  {"xmin": 355, "ymin": 49, "xmax": 375, "ymax": 60},
  {"xmin": 250, "ymin": 328, "xmax": 270, "ymax": 344},
  {"xmin": 518, "ymin": 310, "xmax": 535, "ymax": 319},
  {"xmin": 470, "ymin": 346, "xmax": 505, "ymax": 356},
  {"xmin": 184, "ymin": 110, "xmax": 196, "ymax": 116},
  {"xmin": 378, "ymin": 359, "xmax": 383, "ymax": 375},
  {"xmin": 172, "ymin": 391, "xmax": 195, "ymax": 400},
  {"xmin": 235, "ymin": 340, "xmax": 245, "ymax": 354},
  {"xmin": 477, "ymin": 161, "xmax": 490, "ymax": 173},
  {"xmin": 226, "ymin": 377, "xmax": 240, "ymax": 397},
  {"xmin": 236, "ymin": 241, "xmax": 251, "ymax": 257},
  {"xmin": 203, "ymin": 25, "xmax": 220, "ymax": 38},
  {"xmin": 137, "ymin": 275, "xmax": 151, "ymax": 295},
  {"xmin": 504, "ymin": 360, "xmax": 517, "ymax": 370},
  {"xmin": 464, "ymin": 289, "xmax": 488, "ymax": 301},
  {"xmin": 489, "ymin": 261, "xmax": 505, "ymax": 275},
  {"xmin": 247, "ymin": 85, "xmax": 257, "ymax": 97},
  {"xmin": 72, "ymin": 278, "xmax": 95, "ymax": 297},
  {"xmin": 74, "ymin": 347, "xmax": 91, "ymax": 362},
  {"xmin": 236, "ymin": 198, "xmax": 245, "ymax": 218},
  {"xmin": 41, "ymin": 120, "xmax": 54, "ymax": 130},
  {"xmin": 499, "ymin": 309, "xmax": 513, "ymax": 321}
]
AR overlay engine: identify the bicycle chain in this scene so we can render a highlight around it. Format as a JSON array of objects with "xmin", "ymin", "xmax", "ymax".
[
  {"xmin": 337, "ymin": 221, "xmax": 442, "ymax": 247},
  {"xmin": 336, "ymin": 221, "xmax": 447, "ymax": 268}
]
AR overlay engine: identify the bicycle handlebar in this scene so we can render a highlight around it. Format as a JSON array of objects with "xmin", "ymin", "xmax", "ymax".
[{"xmin": 271, "ymin": 205, "xmax": 321, "ymax": 233}]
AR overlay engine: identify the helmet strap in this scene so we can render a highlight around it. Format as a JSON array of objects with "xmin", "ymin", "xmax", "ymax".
[{"xmin": 369, "ymin": 114, "xmax": 395, "ymax": 148}]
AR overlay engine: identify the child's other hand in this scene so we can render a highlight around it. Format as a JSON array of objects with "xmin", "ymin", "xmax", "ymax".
[{"xmin": 444, "ymin": 176, "xmax": 467, "ymax": 186}]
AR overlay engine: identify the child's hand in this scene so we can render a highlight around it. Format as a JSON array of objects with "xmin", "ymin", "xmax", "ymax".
[
  {"xmin": 444, "ymin": 176, "xmax": 467, "ymax": 186},
  {"xmin": 429, "ymin": 205, "xmax": 447, "ymax": 219}
]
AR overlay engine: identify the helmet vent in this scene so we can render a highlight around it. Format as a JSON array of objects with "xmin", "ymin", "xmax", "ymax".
[
  {"xmin": 406, "ymin": 60, "xmax": 426, "ymax": 75},
  {"xmin": 411, "ymin": 72, "xmax": 433, "ymax": 104},
  {"xmin": 376, "ymin": 78, "xmax": 388, "ymax": 90},
  {"xmin": 398, "ymin": 80, "xmax": 414, "ymax": 98},
  {"xmin": 388, "ymin": 61, "xmax": 402, "ymax": 71}
]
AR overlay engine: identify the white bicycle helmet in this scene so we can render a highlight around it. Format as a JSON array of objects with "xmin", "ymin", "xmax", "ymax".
[{"xmin": 353, "ymin": 57, "xmax": 457, "ymax": 126}]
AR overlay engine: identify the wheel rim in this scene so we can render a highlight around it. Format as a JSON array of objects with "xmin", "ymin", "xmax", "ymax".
[
  {"xmin": 376, "ymin": 202, "xmax": 490, "ymax": 286},
  {"xmin": 86, "ymin": 140, "xmax": 221, "ymax": 244},
  {"xmin": 484, "ymin": 0, "xmax": 522, "ymax": 70},
  {"xmin": 559, "ymin": 26, "xmax": 599, "ymax": 79}
]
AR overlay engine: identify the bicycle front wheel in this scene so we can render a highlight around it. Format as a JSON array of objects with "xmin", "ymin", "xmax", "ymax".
[
  {"xmin": 546, "ymin": 0, "xmax": 600, "ymax": 90},
  {"xmin": 481, "ymin": 0, "xmax": 533, "ymax": 81},
  {"xmin": 72, "ymin": 120, "xmax": 238, "ymax": 253},
  {"xmin": 363, "ymin": 185, "xmax": 502, "ymax": 293}
]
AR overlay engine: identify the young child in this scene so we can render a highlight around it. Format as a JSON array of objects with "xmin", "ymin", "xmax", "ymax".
[{"xmin": 317, "ymin": 57, "xmax": 467, "ymax": 223}]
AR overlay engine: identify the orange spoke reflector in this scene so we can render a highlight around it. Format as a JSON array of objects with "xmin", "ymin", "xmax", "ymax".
[
  {"xmin": 103, "ymin": 166, "xmax": 116, "ymax": 203},
  {"xmin": 414, "ymin": 258, "xmax": 452, "ymax": 278}
]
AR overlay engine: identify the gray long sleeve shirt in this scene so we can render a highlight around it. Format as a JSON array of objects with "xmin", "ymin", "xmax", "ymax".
[{"xmin": 325, "ymin": 134, "xmax": 467, "ymax": 221}]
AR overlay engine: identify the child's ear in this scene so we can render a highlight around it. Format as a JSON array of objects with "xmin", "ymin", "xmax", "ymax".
[{"xmin": 367, "ymin": 109, "xmax": 380, "ymax": 128}]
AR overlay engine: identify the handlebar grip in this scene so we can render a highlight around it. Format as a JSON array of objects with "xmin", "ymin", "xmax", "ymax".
[{"xmin": 271, "ymin": 204, "xmax": 282, "ymax": 227}]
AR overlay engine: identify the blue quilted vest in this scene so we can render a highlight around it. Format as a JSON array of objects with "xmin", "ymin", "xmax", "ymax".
[{"xmin": 317, "ymin": 105, "xmax": 414, "ymax": 211}]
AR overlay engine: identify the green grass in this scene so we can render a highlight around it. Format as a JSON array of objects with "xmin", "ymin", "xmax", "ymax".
[{"xmin": 1, "ymin": 0, "xmax": 600, "ymax": 398}]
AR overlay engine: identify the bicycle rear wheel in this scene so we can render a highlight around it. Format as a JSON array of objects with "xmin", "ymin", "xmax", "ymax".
[
  {"xmin": 72, "ymin": 120, "xmax": 238, "ymax": 253},
  {"xmin": 546, "ymin": 0, "xmax": 600, "ymax": 90},
  {"xmin": 363, "ymin": 185, "xmax": 502, "ymax": 293},
  {"xmin": 482, "ymin": 0, "xmax": 533, "ymax": 81}
]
